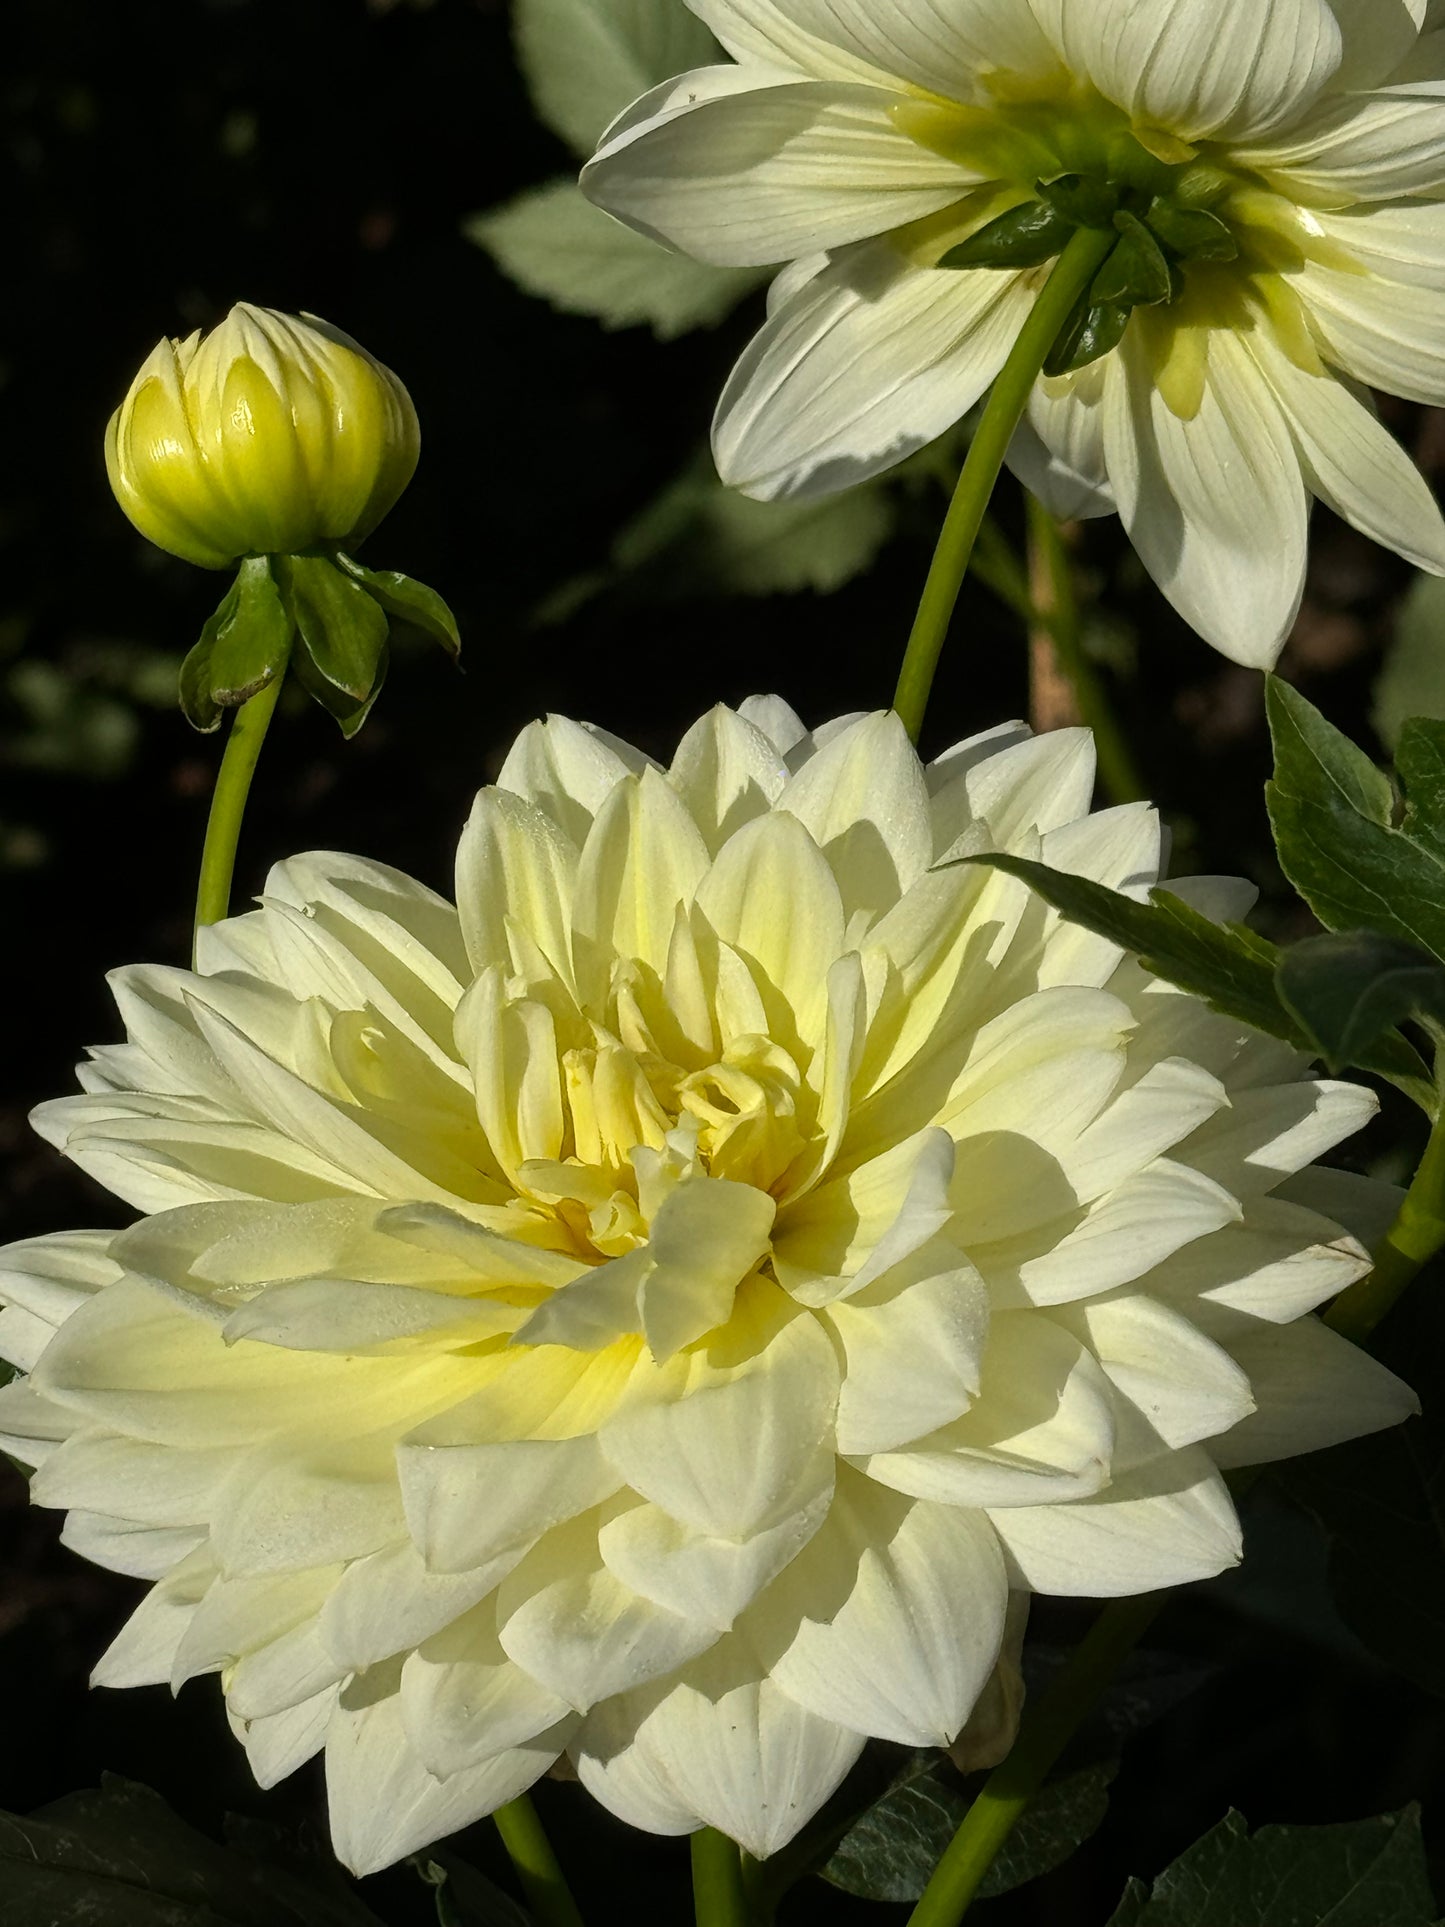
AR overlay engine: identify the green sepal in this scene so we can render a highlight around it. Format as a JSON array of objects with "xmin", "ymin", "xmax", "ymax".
[
  {"xmin": 290, "ymin": 633, "xmax": 390, "ymax": 740},
  {"xmin": 178, "ymin": 558, "xmax": 293, "ymax": 732},
  {"xmin": 336, "ymin": 554, "xmax": 462, "ymax": 658},
  {"xmin": 939, "ymin": 198, "xmax": 1076, "ymax": 271},
  {"xmin": 1147, "ymin": 200, "xmax": 1238, "ymax": 262},
  {"xmin": 277, "ymin": 553, "xmax": 390, "ymax": 704},
  {"xmin": 1037, "ymin": 172, "xmax": 1120, "ymax": 230},
  {"xmin": 1093, "ymin": 211, "xmax": 1175, "ymax": 307},
  {"xmin": 179, "ymin": 585, "xmax": 236, "ymax": 733},
  {"xmin": 1044, "ymin": 293, "xmax": 1131, "ymax": 377}
]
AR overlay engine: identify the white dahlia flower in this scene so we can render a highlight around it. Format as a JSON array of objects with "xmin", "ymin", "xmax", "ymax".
[
  {"xmin": 0, "ymin": 700, "xmax": 1414, "ymax": 1872},
  {"xmin": 583, "ymin": 0, "xmax": 1445, "ymax": 664}
]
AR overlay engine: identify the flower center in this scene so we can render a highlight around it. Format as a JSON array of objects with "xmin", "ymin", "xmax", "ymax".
[{"xmin": 896, "ymin": 86, "xmax": 1262, "ymax": 375}]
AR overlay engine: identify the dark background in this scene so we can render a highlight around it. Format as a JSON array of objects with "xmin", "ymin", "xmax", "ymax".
[{"xmin": 1, "ymin": 1, "xmax": 1440, "ymax": 1920}]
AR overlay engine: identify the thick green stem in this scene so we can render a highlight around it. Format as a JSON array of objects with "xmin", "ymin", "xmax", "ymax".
[
  {"xmin": 693, "ymin": 1828, "xmax": 751, "ymax": 1927},
  {"xmin": 1025, "ymin": 497, "xmax": 1147, "ymax": 806},
  {"xmin": 1325, "ymin": 1097, "xmax": 1445, "ymax": 1344},
  {"xmin": 492, "ymin": 1795, "xmax": 585, "ymax": 1927},
  {"xmin": 893, "ymin": 226, "xmax": 1116, "ymax": 744},
  {"xmin": 192, "ymin": 672, "xmax": 285, "ymax": 959},
  {"xmin": 905, "ymin": 1596, "xmax": 1161, "ymax": 1927}
]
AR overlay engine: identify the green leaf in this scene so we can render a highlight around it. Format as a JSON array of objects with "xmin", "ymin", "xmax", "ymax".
[
  {"xmin": 467, "ymin": 181, "xmax": 761, "ymax": 340},
  {"xmin": 336, "ymin": 554, "xmax": 462, "ymax": 657},
  {"xmin": 939, "ymin": 198, "xmax": 1075, "ymax": 270},
  {"xmin": 1093, "ymin": 210, "xmax": 1174, "ymax": 307},
  {"xmin": 1104, "ymin": 1806, "xmax": 1442, "ymax": 1925},
  {"xmin": 0, "ymin": 1777, "xmax": 387, "ymax": 1927},
  {"xmin": 959, "ymin": 852, "xmax": 1435, "ymax": 1108},
  {"xmin": 1044, "ymin": 294, "xmax": 1131, "ymax": 376},
  {"xmin": 1146, "ymin": 200, "xmax": 1238, "ymax": 261},
  {"xmin": 1266, "ymin": 676, "xmax": 1445, "ymax": 964},
  {"xmin": 179, "ymin": 579, "xmax": 239, "ymax": 732},
  {"xmin": 206, "ymin": 555, "xmax": 293, "ymax": 708},
  {"xmin": 1285, "ymin": 1285, "xmax": 1445, "ymax": 1701},
  {"xmin": 279, "ymin": 553, "xmax": 390, "ymax": 704},
  {"xmin": 547, "ymin": 455, "xmax": 896, "ymax": 612},
  {"xmin": 513, "ymin": 0, "xmax": 720, "ymax": 155},
  {"xmin": 1373, "ymin": 572, "xmax": 1445, "ymax": 753},
  {"xmin": 1277, "ymin": 930, "xmax": 1445, "ymax": 1071},
  {"xmin": 822, "ymin": 1756, "xmax": 1114, "ymax": 1905},
  {"xmin": 1397, "ymin": 717, "xmax": 1445, "ymax": 859}
]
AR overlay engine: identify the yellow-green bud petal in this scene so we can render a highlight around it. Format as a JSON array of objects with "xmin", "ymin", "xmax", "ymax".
[{"xmin": 104, "ymin": 303, "xmax": 421, "ymax": 569}]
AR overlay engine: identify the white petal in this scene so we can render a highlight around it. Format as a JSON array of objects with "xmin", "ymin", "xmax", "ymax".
[
  {"xmin": 1060, "ymin": 1292, "xmax": 1255, "ymax": 1451},
  {"xmin": 988, "ymin": 1447, "xmax": 1241, "ymax": 1594},
  {"xmin": 1008, "ymin": 362, "xmax": 1116, "ymax": 521},
  {"xmin": 1249, "ymin": 335, "xmax": 1445, "ymax": 574},
  {"xmin": 571, "ymin": 1693, "xmax": 704, "ymax": 1838},
  {"xmin": 402, "ymin": 1606, "xmax": 574, "ymax": 1776},
  {"xmin": 668, "ymin": 704, "xmax": 791, "ymax": 853},
  {"xmin": 1328, "ymin": 0, "xmax": 1429, "ymax": 90},
  {"xmin": 1105, "ymin": 329, "xmax": 1309, "ymax": 668},
  {"xmin": 695, "ymin": 808, "xmax": 846, "ymax": 1056},
  {"xmin": 1210, "ymin": 1317, "xmax": 1417, "ymax": 1467},
  {"xmin": 599, "ymin": 1486, "xmax": 832, "ymax": 1630},
  {"xmin": 1143, "ymin": 1194, "xmax": 1373, "ymax": 1329},
  {"xmin": 778, "ymin": 710, "xmax": 934, "ymax": 928},
  {"xmin": 573, "ymin": 766, "xmax": 712, "ymax": 996},
  {"xmin": 859, "ymin": 1311, "xmax": 1116, "ymax": 1506},
  {"xmin": 973, "ymin": 1159, "xmax": 1243, "ymax": 1309},
  {"xmin": 326, "ymin": 1672, "xmax": 567, "ymax": 1877},
  {"xmin": 775, "ymin": 1127, "xmax": 956, "ymax": 1302},
  {"xmin": 1296, "ymin": 257, "xmax": 1445, "ymax": 405},
  {"xmin": 318, "ymin": 1538, "xmax": 508, "ymax": 1670},
  {"xmin": 1031, "ymin": 0, "xmax": 1343, "ymax": 140},
  {"xmin": 1182, "ymin": 1079, "xmax": 1378, "ymax": 1198},
  {"xmin": 494, "ymin": 714, "xmax": 644, "ymax": 848},
  {"xmin": 456, "ymin": 787, "xmax": 579, "ymax": 987},
  {"xmin": 828, "ymin": 1242, "xmax": 990, "ymax": 1454},
  {"xmin": 234, "ymin": 1687, "xmax": 336, "ymax": 1788},
  {"xmin": 584, "ymin": 74, "xmax": 974, "ymax": 267},
  {"xmin": 598, "ymin": 1299, "xmax": 838, "ymax": 1536},
  {"xmin": 588, "ymin": 1643, "xmax": 865, "ymax": 1857},
  {"xmin": 1239, "ymin": 84, "xmax": 1445, "ymax": 201},
  {"xmin": 397, "ymin": 1434, "xmax": 621, "ymax": 1572},
  {"xmin": 496, "ymin": 1506, "xmax": 721, "ymax": 1709},
  {"xmin": 762, "ymin": 1469, "xmax": 1008, "ymax": 1745},
  {"xmin": 714, "ymin": 246, "xmax": 1035, "ymax": 501},
  {"xmin": 694, "ymin": 0, "xmax": 1060, "ymax": 94},
  {"xmin": 91, "ymin": 1549, "xmax": 215, "ymax": 1688}
]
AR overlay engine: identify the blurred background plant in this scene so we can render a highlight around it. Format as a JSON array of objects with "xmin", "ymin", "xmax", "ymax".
[{"xmin": 5, "ymin": 1, "xmax": 1445, "ymax": 1923}]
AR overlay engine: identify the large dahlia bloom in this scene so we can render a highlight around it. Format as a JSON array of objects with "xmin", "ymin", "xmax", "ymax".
[
  {"xmin": 583, "ymin": 0, "xmax": 1445, "ymax": 664},
  {"xmin": 0, "ymin": 700, "xmax": 1413, "ymax": 1871}
]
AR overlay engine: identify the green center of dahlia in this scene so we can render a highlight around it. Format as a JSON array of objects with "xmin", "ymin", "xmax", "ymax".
[{"xmin": 898, "ymin": 93, "xmax": 1251, "ymax": 375}]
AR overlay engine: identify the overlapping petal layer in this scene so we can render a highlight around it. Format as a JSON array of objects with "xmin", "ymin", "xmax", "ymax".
[
  {"xmin": 0, "ymin": 701, "xmax": 1414, "ymax": 1870},
  {"xmin": 583, "ymin": 0, "xmax": 1445, "ymax": 663}
]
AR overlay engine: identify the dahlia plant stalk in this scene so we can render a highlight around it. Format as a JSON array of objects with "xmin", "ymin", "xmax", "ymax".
[{"xmin": 583, "ymin": 0, "xmax": 1445, "ymax": 690}]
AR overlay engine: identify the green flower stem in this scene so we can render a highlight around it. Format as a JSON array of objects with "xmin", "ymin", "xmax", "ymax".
[
  {"xmin": 893, "ymin": 224, "xmax": 1117, "ymax": 744},
  {"xmin": 905, "ymin": 1594, "xmax": 1161, "ymax": 1927},
  {"xmin": 693, "ymin": 1828, "xmax": 751, "ymax": 1927},
  {"xmin": 1325, "ymin": 1095, "xmax": 1445, "ymax": 1345},
  {"xmin": 492, "ymin": 1795, "xmax": 585, "ymax": 1927},
  {"xmin": 1024, "ymin": 497, "xmax": 1147, "ymax": 806},
  {"xmin": 192, "ymin": 671, "xmax": 285, "ymax": 958},
  {"xmin": 903, "ymin": 1103, "xmax": 1445, "ymax": 1927}
]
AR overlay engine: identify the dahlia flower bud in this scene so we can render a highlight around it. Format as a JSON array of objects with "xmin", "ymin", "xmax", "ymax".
[
  {"xmin": 105, "ymin": 304, "xmax": 418, "ymax": 570},
  {"xmin": 105, "ymin": 304, "xmax": 456, "ymax": 736}
]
